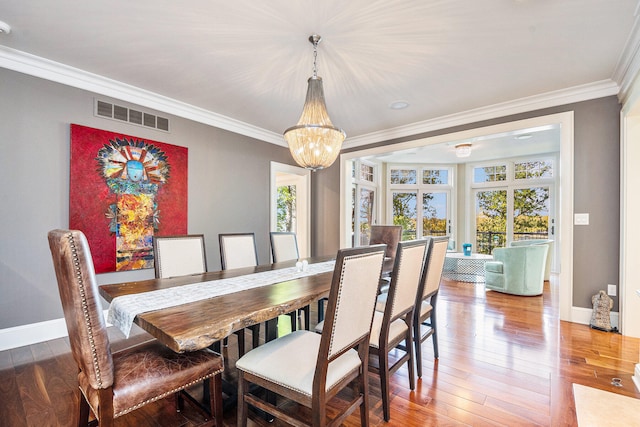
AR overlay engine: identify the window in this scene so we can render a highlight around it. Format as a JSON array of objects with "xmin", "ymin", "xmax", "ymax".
[
  {"xmin": 423, "ymin": 168, "xmax": 449, "ymax": 185},
  {"xmin": 473, "ymin": 165, "xmax": 507, "ymax": 183},
  {"xmin": 470, "ymin": 157, "xmax": 554, "ymax": 254},
  {"xmin": 390, "ymin": 168, "xmax": 417, "ymax": 184},
  {"xmin": 392, "ymin": 191, "xmax": 417, "ymax": 240},
  {"xmin": 388, "ymin": 165, "xmax": 453, "ymax": 241},
  {"xmin": 514, "ymin": 160, "xmax": 553, "ymax": 180},
  {"xmin": 360, "ymin": 163, "xmax": 374, "ymax": 182},
  {"xmin": 351, "ymin": 160, "xmax": 378, "ymax": 246},
  {"xmin": 276, "ymin": 185, "xmax": 296, "ymax": 232}
]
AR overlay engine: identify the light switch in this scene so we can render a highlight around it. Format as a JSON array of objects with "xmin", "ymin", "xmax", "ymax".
[{"xmin": 574, "ymin": 213, "xmax": 589, "ymax": 225}]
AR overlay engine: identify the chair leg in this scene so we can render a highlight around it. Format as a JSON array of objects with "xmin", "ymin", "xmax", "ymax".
[
  {"xmin": 359, "ymin": 364, "xmax": 370, "ymax": 427},
  {"xmin": 406, "ymin": 325, "xmax": 415, "ymax": 391},
  {"xmin": 251, "ymin": 324, "xmax": 260, "ymax": 348},
  {"xmin": 208, "ymin": 374, "xmax": 223, "ymax": 427},
  {"xmin": 77, "ymin": 389, "xmax": 90, "ymax": 427},
  {"xmin": 237, "ymin": 372, "xmax": 249, "ymax": 427},
  {"xmin": 302, "ymin": 305, "xmax": 310, "ymax": 331},
  {"xmin": 414, "ymin": 321, "xmax": 424, "ymax": 379},
  {"xmin": 431, "ymin": 311, "xmax": 439, "ymax": 359},
  {"xmin": 175, "ymin": 391, "xmax": 183, "ymax": 412},
  {"xmin": 318, "ymin": 298, "xmax": 326, "ymax": 322},
  {"xmin": 236, "ymin": 329, "xmax": 246, "ymax": 358},
  {"xmin": 288, "ymin": 311, "xmax": 297, "ymax": 332},
  {"xmin": 380, "ymin": 346, "xmax": 391, "ymax": 422}
]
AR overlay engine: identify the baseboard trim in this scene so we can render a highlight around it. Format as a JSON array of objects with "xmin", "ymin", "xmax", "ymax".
[
  {"xmin": 0, "ymin": 307, "xmax": 620, "ymax": 351},
  {"xmin": 571, "ymin": 306, "xmax": 619, "ymax": 330},
  {"xmin": 0, "ymin": 310, "xmax": 110, "ymax": 352}
]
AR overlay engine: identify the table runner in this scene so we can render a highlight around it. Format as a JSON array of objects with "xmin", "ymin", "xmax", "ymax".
[{"xmin": 107, "ymin": 260, "xmax": 336, "ymax": 337}]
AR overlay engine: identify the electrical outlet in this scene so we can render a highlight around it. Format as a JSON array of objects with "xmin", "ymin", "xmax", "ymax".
[{"xmin": 608, "ymin": 284, "xmax": 617, "ymax": 296}]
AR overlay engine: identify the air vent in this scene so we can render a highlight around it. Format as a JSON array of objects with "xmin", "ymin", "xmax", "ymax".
[{"xmin": 95, "ymin": 100, "xmax": 169, "ymax": 132}]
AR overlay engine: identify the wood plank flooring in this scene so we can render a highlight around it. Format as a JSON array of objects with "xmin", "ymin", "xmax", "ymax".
[{"xmin": 1, "ymin": 276, "xmax": 639, "ymax": 426}]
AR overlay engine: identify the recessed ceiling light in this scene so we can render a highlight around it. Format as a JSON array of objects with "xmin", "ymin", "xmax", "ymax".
[
  {"xmin": 0, "ymin": 20, "xmax": 11, "ymax": 34},
  {"xmin": 389, "ymin": 101, "xmax": 409, "ymax": 110}
]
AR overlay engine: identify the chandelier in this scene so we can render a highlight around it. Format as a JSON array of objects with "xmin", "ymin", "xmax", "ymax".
[
  {"xmin": 283, "ymin": 35, "xmax": 346, "ymax": 171},
  {"xmin": 455, "ymin": 143, "xmax": 472, "ymax": 158}
]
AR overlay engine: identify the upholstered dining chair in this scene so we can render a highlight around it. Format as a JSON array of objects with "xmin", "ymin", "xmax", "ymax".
[
  {"xmin": 154, "ymin": 233, "xmax": 249, "ymax": 358},
  {"xmin": 219, "ymin": 232, "xmax": 258, "ymax": 270},
  {"xmin": 218, "ymin": 232, "xmax": 261, "ymax": 349},
  {"xmin": 368, "ymin": 239, "xmax": 427, "ymax": 421},
  {"xmin": 270, "ymin": 231, "xmax": 310, "ymax": 331},
  {"xmin": 369, "ymin": 225, "xmax": 403, "ymax": 277},
  {"xmin": 236, "ymin": 244, "xmax": 386, "ymax": 427},
  {"xmin": 412, "ymin": 236, "xmax": 449, "ymax": 378},
  {"xmin": 270, "ymin": 231, "xmax": 300, "ymax": 263},
  {"xmin": 153, "ymin": 234, "xmax": 207, "ymax": 278},
  {"xmin": 48, "ymin": 229, "xmax": 224, "ymax": 427}
]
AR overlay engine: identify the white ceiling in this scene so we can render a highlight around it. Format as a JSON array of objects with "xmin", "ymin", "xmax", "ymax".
[{"xmin": 0, "ymin": 0, "xmax": 638, "ymax": 157}]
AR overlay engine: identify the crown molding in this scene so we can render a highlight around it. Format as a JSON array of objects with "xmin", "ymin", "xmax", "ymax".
[
  {"xmin": 0, "ymin": 46, "xmax": 287, "ymax": 147},
  {"xmin": 342, "ymin": 79, "xmax": 620, "ymax": 149},
  {"xmin": 613, "ymin": 11, "xmax": 640, "ymax": 104},
  {"xmin": 0, "ymin": 45, "xmax": 623, "ymax": 150}
]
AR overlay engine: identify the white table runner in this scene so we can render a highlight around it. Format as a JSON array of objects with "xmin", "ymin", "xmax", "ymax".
[{"xmin": 107, "ymin": 260, "xmax": 335, "ymax": 337}]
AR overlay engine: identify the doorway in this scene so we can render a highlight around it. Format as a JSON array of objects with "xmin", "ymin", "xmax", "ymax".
[
  {"xmin": 270, "ymin": 162, "xmax": 311, "ymax": 258},
  {"xmin": 340, "ymin": 112, "xmax": 574, "ymax": 322}
]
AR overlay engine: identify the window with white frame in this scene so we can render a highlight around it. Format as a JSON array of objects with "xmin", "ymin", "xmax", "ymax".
[
  {"xmin": 351, "ymin": 160, "xmax": 378, "ymax": 247},
  {"xmin": 388, "ymin": 165, "xmax": 454, "ymax": 241},
  {"xmin": 471, "ymin": 157, "xmax": 555, "ymax": 254}
]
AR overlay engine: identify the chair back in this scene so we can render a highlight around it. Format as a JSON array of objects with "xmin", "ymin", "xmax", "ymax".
[
  {"xmin": 369, "ymin": 225, "xmax": 402, "ymax": 260},
  {"xmin": 270, "ymin": 231, "xmax": 299, "ymax": 263},
  {"xmin": 385, "ymin": 240, "xmax": 428, "ymax": 321},
  {"xmin": 153, "ymin": 234, "xmax": 207, "ymax": 278},
  {"xmin": 319, "ymin": 245, "xmax": 386, "ymax": 361},
  {"xmin": 48, "ymin": 229, "xmax": 114, "ymax": 390},
  {"xmin": 419, "ymin": 236, "xmax": 450, "ymax": 300},
  {"xmin": 219, "ymin": 232, "xmax": 258, "ymax": 270}
]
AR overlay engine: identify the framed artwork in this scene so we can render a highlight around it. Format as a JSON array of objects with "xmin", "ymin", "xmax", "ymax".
[{"xmin": 69, "ymin": 124, "xmax": 188, "ymax": 273}]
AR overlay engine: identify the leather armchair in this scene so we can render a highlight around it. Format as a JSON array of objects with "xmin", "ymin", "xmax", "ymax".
[{"xmin": 48, "ymin": 229, "xmax": 223, "ymax": 426}]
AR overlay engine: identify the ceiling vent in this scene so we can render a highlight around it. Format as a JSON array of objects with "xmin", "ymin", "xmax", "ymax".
[{"xmin": 95, "ymin": 100, "xmax": 169, "ymax": 132}]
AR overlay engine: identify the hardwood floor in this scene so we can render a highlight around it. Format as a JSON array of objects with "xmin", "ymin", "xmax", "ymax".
[{"xmin": 1, "ymin": 276, "xmax": 639, "ymax": 426}]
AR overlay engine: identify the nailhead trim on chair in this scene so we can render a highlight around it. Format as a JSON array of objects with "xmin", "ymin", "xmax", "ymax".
[
  {"xmin": 114, "ymin": 368, "xmax": 223, "ymax": 418},
  {"xmin": 66, "ymin": 232, "xmax": 104, "ymax": 389},
  {"xmin": 328, "ymin": 252, "xmax": 372, "ymax": 357}
]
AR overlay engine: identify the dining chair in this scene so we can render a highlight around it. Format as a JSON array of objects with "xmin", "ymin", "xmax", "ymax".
[
  {"xmin": 369, "ymin": 225, "xmax": 403, "ymax": 277},
  {"xmin": 368, "ymin": 239, "xmax": 427, "ymax": 421},
  {"xmin": 48, "ymin": 229, "xmax": 224, "ymax": 427},
  {"xmin": 153, "ymin": 234, "xmax": 207, "ymax": 278},
  {"xmin": 218, "ymin": 232, "xmax": 261, "ymax": 349},
  {"xmin": 154, "ymin": 233, "xmax": 249, "ymax": 357},
  {"xmin": 236, "ymin": 244, "xmax": 386, "ymax": 427},
  {"xmin": 270, "ymin": 231, "xmax": 310, "ymax": 331},
  {"xmin": 219, "ymin": 232, "xmax": 259, "ymax": 270},
  {"xmin": 412, "ymin": 236, "xmax": 449, "ymax": 378}
]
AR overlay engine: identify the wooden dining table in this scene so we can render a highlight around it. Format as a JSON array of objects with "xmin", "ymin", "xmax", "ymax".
[{"xmin": 99, "ymin": 257, "xmax": 334, "ymax": 353}]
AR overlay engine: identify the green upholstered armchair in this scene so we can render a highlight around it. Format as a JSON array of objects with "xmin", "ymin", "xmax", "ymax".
[
  {"xmin": 484, "ymin": 244, "xmax": 549, "ymax": 296},
  {"xmin": 509, "ymin": 239, "xmax": 553, "ymax": 280}
]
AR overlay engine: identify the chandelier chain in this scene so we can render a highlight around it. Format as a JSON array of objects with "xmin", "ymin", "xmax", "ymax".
[{"xmin": 312, "ymin": 40, "xmax": 318, "ymax": 78}]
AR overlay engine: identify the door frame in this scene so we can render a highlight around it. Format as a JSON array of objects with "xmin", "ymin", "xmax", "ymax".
[
  {"xmin": 340, "ymin": 111, "xmax": 574, "ymax": 322},
  {"xmin": 270, "ymin": 161, "xmax": 311, "ymax": 258}
]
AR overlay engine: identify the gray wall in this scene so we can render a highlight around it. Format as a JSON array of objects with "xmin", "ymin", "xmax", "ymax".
[
  {"xmin": 329, "ymin": 96, "xmax": 621, "ymax": 311},
  {"xmin": 0, "ymin": 68, "xmax": 294, "ymax": 329},
  {"xmin": 0, "ymin": 65, "xmax": 621, "ymax": 331}
]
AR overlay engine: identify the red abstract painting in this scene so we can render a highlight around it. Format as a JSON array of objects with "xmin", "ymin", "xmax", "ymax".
[{"xmin": 70, "ymin": 124, "xmax": 188, "ymax": 273}]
